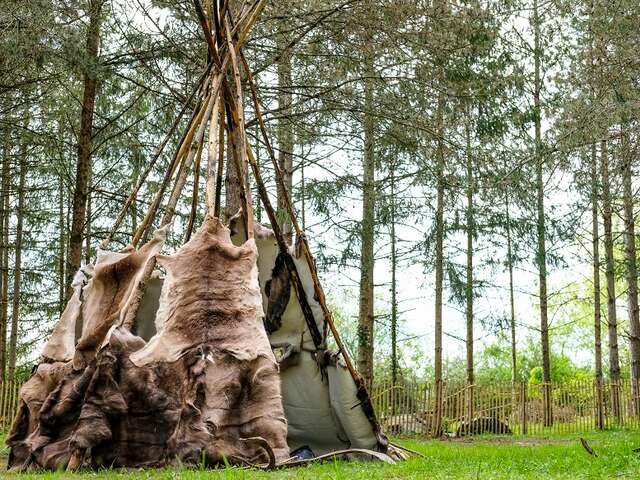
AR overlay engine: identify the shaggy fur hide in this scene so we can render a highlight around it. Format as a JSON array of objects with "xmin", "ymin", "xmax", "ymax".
[{"xmin": 7, "ymin": 216, "xmax": 289, "ymax": 471}]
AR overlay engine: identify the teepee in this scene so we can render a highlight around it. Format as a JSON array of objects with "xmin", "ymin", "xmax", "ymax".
[{"xmin": 6, "ymin": 0, "xmax": 403, "ymax": 471}]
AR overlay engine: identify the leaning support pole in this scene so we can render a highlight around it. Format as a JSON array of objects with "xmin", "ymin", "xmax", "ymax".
[
  {"xmin": 101, "ymin": 63, "xmax": 213, "ymax": 250},
  {"xmin": 223, "ymin": 15, "xmax": 253, "ymax": 239},
  {"xmin": 160, "ymin": 89, "xmax": 217, "ymax": 228},
  {"xmin": 205, "ymin": 96, "xmax": 221, "ymax": 213},
  {"xmin": 184, "ymin": 133, "xmax": 204, "ymax": 242},
  {"xmin": 214, "ymin": 106, "xmax": 225, "ymax": 218},
  {"xmin": 118, "ymin": 0, "xmax": 262, "ymax": 340},
  {"xmin": 246, "ymin": 140, "xmax": 324, "ymax": 348},
  {"xmin": 132, "ymin": 91, "xmax": 206, "ymax": 247}
]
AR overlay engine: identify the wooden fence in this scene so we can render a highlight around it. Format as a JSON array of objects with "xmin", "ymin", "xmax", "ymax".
[
  {"xmin": 0, "ymin": 380, "xmax": 21, "ymax": 432},
  {"xmin": 370, "ymin": 379, "xmax": 640, "ymax": 437},
  {"xmin": 2, "ymin": 378, "xmax": 639, "ymax": 437}
]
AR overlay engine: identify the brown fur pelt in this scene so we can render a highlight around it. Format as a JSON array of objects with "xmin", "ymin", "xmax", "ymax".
[
  {"xmin": 264, "ymin": 252, "xmax": 292, "ymax": 334},
  {"xmin": 7, "ymin": 215, "xmax": 289, "ymax": 471}
]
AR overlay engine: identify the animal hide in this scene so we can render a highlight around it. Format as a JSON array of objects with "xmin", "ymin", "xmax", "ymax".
[
  {"xmin": 73, "ymin": 229, "xmax": 166, "ymax": 369},
  {"xmin": 264, "ymin": 251, "xmax": 291, "ymax": 334},
  {"xmin": 7, "ymin": 216, "xmax": 288, "ymax": 470},
  {"xmin": 40, "ymin": 268, "xmax": 89, "ymax": 363}
]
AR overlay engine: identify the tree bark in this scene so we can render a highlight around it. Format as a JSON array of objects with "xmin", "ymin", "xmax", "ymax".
[
  {"xmin": 465, "ymin": 111, "xmax": 474, "ymax": 386},
  {"xmin": 58, "ymin": 172, "xmax": 66, "ymax": 316},
  {"xmin": 591, "ymin": 143, "xmax": 604, "ymax": 429},
  {"xmin": 434, "ymin": 93, "xmax": 445, "ymax": 387},
  {"xmin": 276, "ymin": 26, "xmax": 294, "ymax": 244},
  {"xmin": 621, "ymin": 123, "xmax": 640, "ymax": 415},
  {"xmin": 390, "ymin": 160, "xmax": 398, "ymax": 387},
  {"xmin": 357, "ymin": 49, "xmax": 376, "ymax": 387},
  {"xmin": 601, "ymin": 138, "xmax": 620, "ymax": 418},
  {"xmin": 66, "ymin": 0, "xmax": 103, "ymax": 298},
  {"xmin": 431, "ymin": 76, "xmax": 446, "ymax": 437},
  {"xmin": 8, "ymin": 139, "xmax": 27, "ymax": 379},
  {"xmin": 131, "ymin": 142, "xmax": 141, "ymax": 234},
  {"xmin": 506, "ymin": 192, "xmax": 517, "ymax": 390},
  {"xmin": 0, "ymin": 138, "xmax": 10, "ymax": 378},
  {"xmin": 533, "ymin": 0, "xmax": 552, "ymax": 426},
  {"xmin": 85, "ymin": 163, "xmax": 92, "ymax": 265}
]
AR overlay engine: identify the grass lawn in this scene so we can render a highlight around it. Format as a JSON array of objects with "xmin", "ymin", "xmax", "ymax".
[{"xmin": 1, "ymin": 430, "xmax": 640, "ymax": 479}]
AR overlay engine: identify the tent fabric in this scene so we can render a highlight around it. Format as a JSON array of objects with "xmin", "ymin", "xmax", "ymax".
[{"xmin": 234, "ymin": 223, "xmax": 387, "ymax": 454}]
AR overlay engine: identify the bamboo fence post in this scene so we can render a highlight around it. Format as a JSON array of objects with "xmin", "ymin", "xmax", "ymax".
[
  {"xmin": 0, "ymin": 381, "xmax": 4, "ymax": 431},
  {"xmin": 2, "ymin": 381, "xmax": 8, "ymax": 430},
  {"xmin": 420, "ymin": 382, "xmax": 427, "ymax": 435},
  {"xmin": 432, "ymin": 380, "xmax": 443, "ymax": 438},
  {"xmin": 613, "ymin": 379, "xmax": 621, "ymax": 425},
  {"xmin": 520, "ymin": 381, "xmax": 527, "ymax": 435},
  {"xmin": 596, "ymin": 377, "xmax": 604, "ymax": 430}
]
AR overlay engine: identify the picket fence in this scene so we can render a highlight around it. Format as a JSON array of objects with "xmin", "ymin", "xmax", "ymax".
[
  {"xmin": 0, "ymin": 380, "xmax": 21, "ymax": 432},
  {"xmin": 370, "ymin": 379, "xmax": 640, "ymax": 437},
  {"xmin": 2, "ymin": 378, "xmax": 639, "ymax": 437}
]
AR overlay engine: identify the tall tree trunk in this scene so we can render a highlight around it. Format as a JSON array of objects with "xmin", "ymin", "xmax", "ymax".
[
  {"xmin": 621, "ymin": 123, "xmax": 640, "ymax": 415},
  {"xmin": 66, "ymin": 0, "xmax": 103, "ymax": 298},
  {"xmin": 300, "ymin": 152, "xmax": 306, "ymax": 231},
  {"xmin": 58, "ymin": 172, "xmax": 66, "ymax": 316},
  {"xmin": 601, "ymin": 138, "xmax": 620, "ymax": 418},
  {"xmin": 431, "ymin": 82, "xmax": 446, "ymax": 437},
  {"xmin": 8, "ymin": 140, "xmax": 27, "ymax": 379},
  {"xmin": 591, "ymin": 143, "xmax": 604, "ymax": 429},
  {"xmin": 533, "ymin": 0, "xmax": 552, "ymax": 426},
  {"xmin": 390, "ymin": 161, "xmax": 398, "ymax": 387},
  {"xmin": 0, "ymin": 139, "xmax": 10, "ymax": 379},
  {"xmin": 131, "ymin": 145, "xmax": 140, "ymax": 234},
  {"xmin": 85, "ymin": 163, "xmax": 92, "ymax": 265},
  {"xmin": 505, "ymin": 193, "xmax": 517, "ymax": 388},
  {"xmin": 276, "ymin": 27, "xmax": 293, "ymax": 244},
  {"xmin": 464, "ymin": 111, "xmax": 474, "ymax": 386},
  {"xmin": 357, "ymin": 49, "xmax": 376, "ymax": 387}
]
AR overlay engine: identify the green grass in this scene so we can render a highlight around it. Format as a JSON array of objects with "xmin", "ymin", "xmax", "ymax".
[{"xmin": 2, "ymin": 430, "xmax": 640, "ymax": 479}]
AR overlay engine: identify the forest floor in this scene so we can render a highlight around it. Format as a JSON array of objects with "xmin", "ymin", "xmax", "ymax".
[{"xmin": 1, "ymin": 430, "xmax": 639, "ymax": 479}]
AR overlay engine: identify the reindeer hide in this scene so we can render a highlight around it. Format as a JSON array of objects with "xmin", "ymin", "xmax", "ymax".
[{"xmin": 7, "ymin": 217, "xmax": 288, "ymax": 471}]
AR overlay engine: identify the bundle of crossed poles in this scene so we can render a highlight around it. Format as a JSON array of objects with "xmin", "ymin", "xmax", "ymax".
[{"xmin": 95, "ymin": 0, "xmax": 379, "ymax": 427}]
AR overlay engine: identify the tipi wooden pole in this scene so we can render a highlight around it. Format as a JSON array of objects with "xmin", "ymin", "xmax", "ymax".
[
  {"xmin": 132, "ymin": 92, "xmax": 206, "ymax": 247},
  {"xmin": 184, "ymin": 137, "xmax": 204, "ymax": 243},
  {"xmin": 223, "ymin": 15, "xmax": 253, "ymax": 238},
  {"xmin": 160, "ymin": 90, "xmax": 217, "ymax": 228},
  {"xmin": 240, "ymin": 52, "xmax": 354, "ymax": 368},
  {"xmin": 245, "ymin": 145, "xmax": 324, "ymax": 348},
  {"xmin": 101, "ymin": 64, "xmax": 212, "ymax": 250},
  {"xmin": 205, "ymin": 96, "xmax": 221, "ymax": 213},
  {"xmin": 214, "ymin": 106, "xmax": 225, "ymax": 218}
]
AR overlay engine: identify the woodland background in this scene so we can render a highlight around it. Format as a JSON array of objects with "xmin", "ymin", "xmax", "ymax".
[{"xmin": 0, "ymin": 0, "xmax": 639, "ymax": 401}]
